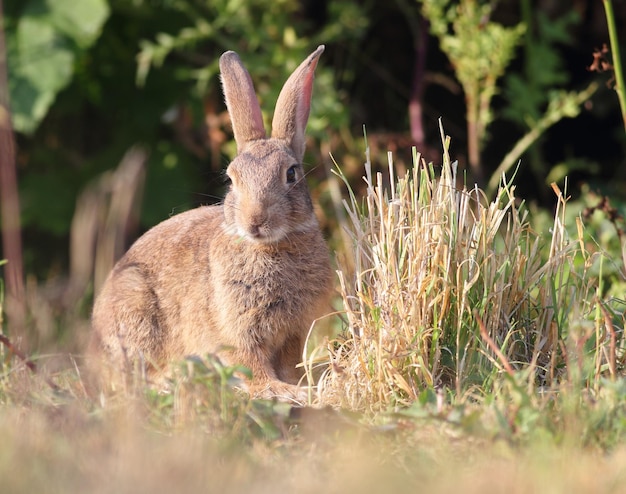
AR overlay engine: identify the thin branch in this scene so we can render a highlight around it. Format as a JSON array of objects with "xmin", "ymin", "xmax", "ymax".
[
  {"xmin": 0, "ymin": 333, "xmax": 61, "ymax": 391},
  {"xmin": 0, "ymin": 0, "xmax": 26, "ymax": 341},
  {"xmin": 0, "ymin": 333, "xmax": 36, "ymax": 373}
]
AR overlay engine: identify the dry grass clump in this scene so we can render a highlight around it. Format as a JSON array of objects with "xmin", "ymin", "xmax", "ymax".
[{"xmin": 316, "ymin": 126, "xmax": 624, "ymax": 411}]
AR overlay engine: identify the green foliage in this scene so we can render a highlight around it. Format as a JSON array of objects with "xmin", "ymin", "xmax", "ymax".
[
  {"xmin": 487, "ymin": 82, "xmax": 599, "ymax": 195},
  {"xmin": 394, "ymin": 371, "xmax": 626, "ymax": 450},
  {"xmin": 6, "ymin": 0, "xmax": 369, "ymax": 263},
  {"xmin": 420, "ymin": 0, "xmax": 525, "ymax": 178},
  {"xmin": 6, "ymin": 0, "xmax": 110, "ymax": 134},
  {"xmin": 7, "ymin": 1, "xmax": 205, "ymax": 243},
  {"xmin": 503, "ymin": 8, "xmax": 579, "ymax": 126},
  {"xmin": 497, "ymin": 3, "xmax": 595, "ymax": 189},
  {"xmin": 2, "ymin": 341, "xmax": 626, "ymax": 493},
  {"xmin": 143, "ymin": 355, "xmax": 292, "ymax": 441},
  {"xmin": 601, "ymin": 0, "xmax": 626, "ymax": 131},
  {"xmin": 531, "ymin": 184, "xmax": 626, "ymax": 299},
  {"xmin": 422, "ymin": 0, "xmax": 524, "ymax": 134},
  {"xmin": 135, "ymin": 0, "xmax": 368, "ymax": 140},
  {"xmin": 5, "ymin": 0, "xmax": 621, "ymax": 285},
  {"xmin": 1, "ymin": 2, "xmax": 625, "ymax": 488}
]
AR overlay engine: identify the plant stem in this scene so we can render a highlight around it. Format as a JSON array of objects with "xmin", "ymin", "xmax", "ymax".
[
  {"xmin": 466, "ymin": 85, "xmax": 483, "ymax": 186},
  {"xmin": 408, "ymin": 16, "xmax": 428, "ymax": 148},
  {"xmin": 0, "ymin": 0, "xmax": 26, "ymax": 342},
  {"xmin": 602, "ymin": 0, "xmax": 626, "ymax": 132},
  {"xmin": 487, "ymin": 83, "xmax": 598, "ymax": 196}
]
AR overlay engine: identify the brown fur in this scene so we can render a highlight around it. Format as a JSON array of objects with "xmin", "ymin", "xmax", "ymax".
[{"xmin": 90, "ymin": 47, "xmax": 332, "ymax": 403}]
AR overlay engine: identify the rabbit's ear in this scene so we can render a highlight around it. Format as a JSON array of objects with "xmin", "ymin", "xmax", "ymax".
[
  {"xmin": 220, "ymin": 51, "xmax": 267, "ymax": 150},
  {"xmin": 271, "ymin": 45, "xmax": 324, "ymax": 161}
]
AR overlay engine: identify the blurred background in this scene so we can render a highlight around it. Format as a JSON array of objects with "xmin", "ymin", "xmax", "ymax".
[{"xmin": 1, "ymin": 0, "xmax": 625, "ymax": 353}]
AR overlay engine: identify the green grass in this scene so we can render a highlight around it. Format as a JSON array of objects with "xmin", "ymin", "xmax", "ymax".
[{"xmin": 1, "ymin": 131, "xmax": 626, "ymax": 492}]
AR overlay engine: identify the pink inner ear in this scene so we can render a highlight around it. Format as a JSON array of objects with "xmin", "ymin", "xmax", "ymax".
[
  {"xmin": 298, "ymin": 69, "xmax": 315, "ymax": 128},
  {"xmin": 271, "ymin": 46, "xmax": 324, "ymax": 159}
]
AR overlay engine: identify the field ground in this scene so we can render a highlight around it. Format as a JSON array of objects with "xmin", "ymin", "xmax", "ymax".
[
  {"xmin": 1, "ymin": 401, "xmax": 625, "ymax": 493},
  {"xmin": 0, "ymin": 358, "xmax": 625, "ymax": 494}
]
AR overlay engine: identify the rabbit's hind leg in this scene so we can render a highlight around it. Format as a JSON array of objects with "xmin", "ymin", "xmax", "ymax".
[{"xmin": 91, "ymin": 263, "xmax": 167, "ymax": 379}]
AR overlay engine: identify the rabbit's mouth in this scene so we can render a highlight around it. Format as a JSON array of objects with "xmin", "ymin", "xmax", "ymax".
[
  {"xmin": 223, "ymin": 214, "xmax": 318, "ymax": 245},
  {"xmin": 229, "ymin": 222, "xmax": 287, "ymax": 245},
  {"xmin": 246, "ymin": 225, "xmax": 282, "ymax": 243}
]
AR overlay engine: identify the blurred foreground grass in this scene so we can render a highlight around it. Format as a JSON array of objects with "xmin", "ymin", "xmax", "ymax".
[{"xmin": 1, "ymin": 361, "xmax": 626, "ymax": 494}]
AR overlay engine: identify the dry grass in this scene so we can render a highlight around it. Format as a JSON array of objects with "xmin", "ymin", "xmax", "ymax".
[{"xmin": 314, "ymin": 125, "xmax": 624, "ymax": 411}]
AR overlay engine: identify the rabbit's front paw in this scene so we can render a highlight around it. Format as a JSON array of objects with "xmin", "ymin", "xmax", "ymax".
[{"xmin": 250, "ymin": 380, "xmax": 314, "ymax": 406}]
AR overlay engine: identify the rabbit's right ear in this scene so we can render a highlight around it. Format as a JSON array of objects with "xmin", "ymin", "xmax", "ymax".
[
  {"xmin": 220, "ymin": 51, "xmax": 267, "ymax": 151},
  {"xmin": 271, "ymin": 46, "xmax": 324, "ymax": 162}
]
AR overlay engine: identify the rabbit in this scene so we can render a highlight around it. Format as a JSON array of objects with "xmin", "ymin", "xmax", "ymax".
[{"xmin": 89, "ymin": 46, "xmax": 333, "ymax": 404}]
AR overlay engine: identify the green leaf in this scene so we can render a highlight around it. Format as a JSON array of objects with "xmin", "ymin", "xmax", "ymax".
[
  {"xmin": 7, "ymin": 0, "xmax": 110, "ymax": 134},
  {"xmin": 12, "ymin": 15, "xmax": 74, "ymax": 132},
  {"xmin": 46, "ymin": 0, "xmax": 110, "ymax": 48}
]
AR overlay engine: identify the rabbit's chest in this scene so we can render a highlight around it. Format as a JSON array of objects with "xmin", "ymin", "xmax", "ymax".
[
  {"xmin": 209, "ymin": 232, "xmax": 331, "ymax": 344},
  {"xmin": 220, "ymin": 250, "xmax": 310, "ymax": 316}
]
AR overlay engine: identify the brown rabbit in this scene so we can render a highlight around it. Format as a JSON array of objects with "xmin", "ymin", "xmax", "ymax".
[{"xmin": 90, "ymin": 46, "xmax": 333, "ymax": 403}]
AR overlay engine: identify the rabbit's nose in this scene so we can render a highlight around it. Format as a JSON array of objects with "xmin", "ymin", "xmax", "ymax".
[
  {"xmin": 249, "ymin": 223, "xmax": 262, "ymax": 237},
  {"xmin": 247, "ymin": 214, "xmax": 267, "ymax": 238}
]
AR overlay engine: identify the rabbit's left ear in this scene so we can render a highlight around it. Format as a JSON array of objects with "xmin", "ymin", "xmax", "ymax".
[
  {"xmin": 220, "ymin": 51, "xmax": 267, "ymax": 151},
  {"xmin": 271, "ymin": 45, "xmax": 324, "ymax": 162}
]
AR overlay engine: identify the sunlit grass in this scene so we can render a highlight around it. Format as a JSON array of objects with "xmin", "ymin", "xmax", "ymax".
[{"xmin": 314, "ymin": 124, "xmax": 624, "ymax": 414}]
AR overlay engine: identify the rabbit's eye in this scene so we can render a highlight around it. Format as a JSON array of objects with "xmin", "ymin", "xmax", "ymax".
[{"xmin": 286, "ymin": 165, "xmax": 298, "ymax": 184}]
